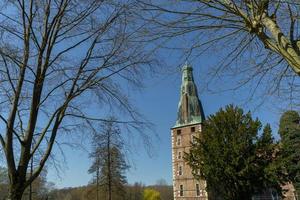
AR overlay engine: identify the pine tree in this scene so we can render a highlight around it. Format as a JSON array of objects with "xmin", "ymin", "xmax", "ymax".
[
  {"xmin": 279, "ymin": 111, "xmax": 300, "ymax": 196},
  {"xmin": 186, "ymin": 105, "xmax": 282, "ymax": 200},
  {"xmin": 88, "ymin": 119, "xmax": 129, "ymax": 200}
]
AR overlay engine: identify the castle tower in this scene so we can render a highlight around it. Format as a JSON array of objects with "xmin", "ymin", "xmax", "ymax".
[{"xmin": 171, "ymin": 63, "xmax": 207, "ymax": 200}]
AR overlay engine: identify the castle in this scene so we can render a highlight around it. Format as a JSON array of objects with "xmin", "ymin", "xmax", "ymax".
[
  {"xmin": 171, "ymin": 63, "xmax": 207, "ymax": 200},
  {"xmin": 170, "ymin": 63, "xmax": 297, "ymax": 200}
]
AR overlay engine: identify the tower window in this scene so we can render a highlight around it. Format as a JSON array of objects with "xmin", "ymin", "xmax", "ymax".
[
  {"xmin": 178, "ymin": 151, "xmax": 182, "ymax": 159},
  {"xmin": 177, "ymin": 136, "xmax": 181, "ymax": 146},
  {"xmin": 178, "ymin": 165, "xmax": 183, "ymax": 176},
  {"xmin": 191, "ymin": 127, "xmax": 195, "ymax": 132},
  {"xmin": 177, "ymin": 129, "xmax": 181, "ymax": 135},
  {"xmin": 179, "ymin": 185, "xmax": 184, "ymax": 197},
  {"xmin": 196, "ymin": 184, "xmax": 200, "ymax": 196}
]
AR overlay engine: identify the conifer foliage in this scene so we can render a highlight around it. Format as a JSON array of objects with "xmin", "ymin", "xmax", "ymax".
[
  {"xmin": 88, "ymin": 118, "xmax": 129, "ymax": 200},
  {"xmin": 279, "ymin": 111, "xmax": 300, "ymax": 195},
  {"xmin": 186, "ymin": 105, "xmax": 282, "ymax": 200}
]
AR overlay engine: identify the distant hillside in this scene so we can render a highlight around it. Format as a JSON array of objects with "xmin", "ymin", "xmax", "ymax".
[{"xmin": 47, "ymin": 183, "xmax": 173, "ymax": 200}]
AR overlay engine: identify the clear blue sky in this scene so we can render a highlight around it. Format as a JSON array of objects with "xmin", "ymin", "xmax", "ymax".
[
  {"xmin": 0, "ymin": 0, "xmax": 292, "ymax": 190},
  {"xmin": 47, "ymin": 50, "xmax": 286, "ymax": 188}
]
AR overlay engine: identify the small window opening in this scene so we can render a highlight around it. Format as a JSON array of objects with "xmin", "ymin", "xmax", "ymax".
[
  {"xmin": 180, "ymin": 185, "xmax": 184, "ymax": 196},
  {"xmin": 179, "ymin": 165, "xmax": 182, "ymax": 176},
  {"xmin": 196, "ymin": 184, "xmax": 200, "ymax": 196},
  {"xmin": 178, "ymin": 151, "xmax": 182, "ymax": 159},
  {"xmin": 177, "ymin": 137, "xmax": 181, "ymax": 146}
]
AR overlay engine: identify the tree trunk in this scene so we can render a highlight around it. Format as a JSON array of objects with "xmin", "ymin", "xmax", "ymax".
[
  {"xmin": 107, "ymin": 129, "xmax": 112, "ymax": 200},
  {"xmin": 29, "ymin": 153, "xmax": 33, "ymax": 200},
  {"xmin": 96, "ymin": 163, "xmax": 99, "ymax": 200},
  {"xmin": 8, "ymin": 184, "xmax": 25, "ymax": 200}
]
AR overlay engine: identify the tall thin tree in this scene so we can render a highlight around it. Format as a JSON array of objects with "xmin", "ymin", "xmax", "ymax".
[{"xmin": 88, "ymin": 118, "xmax": 129, "ymax": 200}]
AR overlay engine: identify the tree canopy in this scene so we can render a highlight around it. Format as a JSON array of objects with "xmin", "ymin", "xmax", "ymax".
[
  {"xmin": 186, "ymin": 105, "xmax": 282, "ymax": 200},
  {"xmin": 279, "ymin": 110, "xmax": 300, "ymax": 195}
]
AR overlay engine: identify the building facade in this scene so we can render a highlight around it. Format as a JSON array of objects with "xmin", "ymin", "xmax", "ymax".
[{"xmin": 171, "ymin": 63, "xmax": 208, "ymax": 200}]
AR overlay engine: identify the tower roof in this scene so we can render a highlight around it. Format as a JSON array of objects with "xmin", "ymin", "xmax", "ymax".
[{"xmin": 174, "ymin": 62, "xmax": 205, "ymax": 128}]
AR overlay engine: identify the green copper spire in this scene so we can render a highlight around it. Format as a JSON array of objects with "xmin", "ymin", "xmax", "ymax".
[{"xmin": 174, "ymin": 62, "xmax": 205, "ymax": 127}]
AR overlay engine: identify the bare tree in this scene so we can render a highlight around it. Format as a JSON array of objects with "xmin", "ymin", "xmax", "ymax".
[
  {"xmin": 138, "ymin": 0, "xmax": 300, "ymax": 105},
  {"xmin": 0, "ymin": 0, "xmax": 154, "ymax": 199}
]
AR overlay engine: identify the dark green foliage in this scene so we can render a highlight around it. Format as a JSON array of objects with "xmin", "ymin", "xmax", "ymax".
[
  {"xmin": 253, "ymin": 125, "xmax": 284, "ymax": 193},
  {"xmin": 186, "ymin": 105, "xmax": 282, "ymax": 200},
  {"xmin": 279, "ymin": 110, "xmax": 300, "ymax": 194}
]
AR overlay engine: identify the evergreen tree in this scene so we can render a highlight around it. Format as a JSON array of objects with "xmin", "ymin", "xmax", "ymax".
[
  {"xmin": 186, "ymin": 105, "xmax": 282, "ymax": 200},
  {"xmin": 88, "ymin": 119, "xmax": 129, "ymax": 200},
  {"xmin": 279, "ymin": 110, "xmax": 300, "ymax": 195},
  {"xmin": 254, "ymin": 124, "xmax": 283, "ymax": 192}
]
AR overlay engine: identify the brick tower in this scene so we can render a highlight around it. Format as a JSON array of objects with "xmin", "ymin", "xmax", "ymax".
[{"xmin": 171, "ymin": 63, "xmax": 207, "ymax": 200}]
